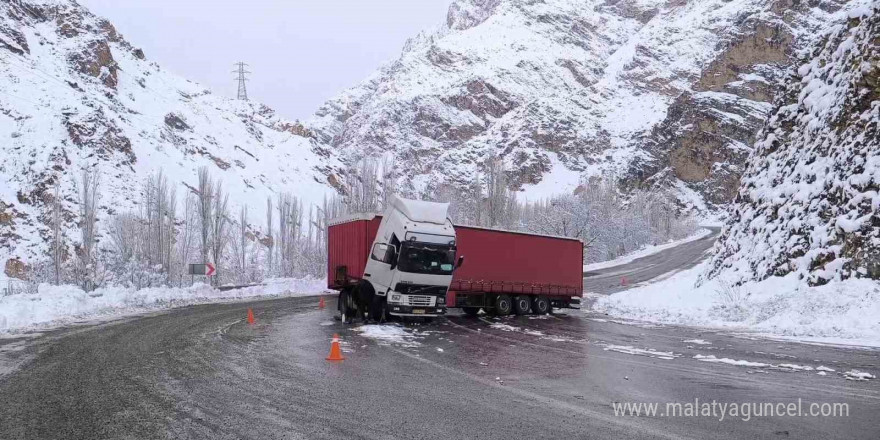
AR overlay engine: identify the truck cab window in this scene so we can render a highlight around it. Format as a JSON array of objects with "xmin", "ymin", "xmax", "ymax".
[{"xmin": 397, "ymin": 242, "xmax": 456, "ymax": 275}]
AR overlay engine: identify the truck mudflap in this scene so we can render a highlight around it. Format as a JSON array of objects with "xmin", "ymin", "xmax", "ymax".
[{"xmin": 387, "ymin": 304, "xmax": 447, "ymax": 317}]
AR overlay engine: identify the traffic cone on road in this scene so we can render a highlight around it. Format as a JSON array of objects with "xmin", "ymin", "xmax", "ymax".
[
  {"xmin": 620, "ymin": 276, "xmax": 628, "ymax": 286},
  {"xmin": 247, "ymin": 308, "xmax": 255, "ymax": 325},
  {"xmin": 318, "ymin": 297, "xmax": 325, "ymax": 309},
  {"xmin": 326, "ymin": 333, "xmax": 345, "ymax": 361}
]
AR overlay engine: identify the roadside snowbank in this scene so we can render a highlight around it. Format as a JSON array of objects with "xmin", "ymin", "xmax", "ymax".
[
  {"xmin": 583, "ymin": 229, "xmax": 712, "ymax": 272},
  {"xmin": 593, "ymin": 262, "xmax": 880, "ymax": 347},
  {"xmin": 0, "ymin": 278, "xmax": 329, "ymax": 334}
]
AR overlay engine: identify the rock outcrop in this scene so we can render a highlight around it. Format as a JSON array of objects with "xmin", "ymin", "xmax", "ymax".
[
  {"xmin": 708, "ymin": 3, "xmax": 880, "ymax": 284},
  {"xmin": 310, "ymin": 0, "xmax": 855, "ymax": 213}
]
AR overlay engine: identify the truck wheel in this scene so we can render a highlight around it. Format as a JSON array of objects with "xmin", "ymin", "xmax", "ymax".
[
  {"xmin": 513, "ymin": 295, "xmax": 531, "ymax": 315},
  {"xmin": 494, "ymin": 295, "xmax": 513, "ymax": 316},
  {"xmin": 368, "ymin": 296, "xmax": 386, "ymax": 322},
  {"xmin": 340, "ymin": 289, "xmax": 356, "ymax": 324},
  {"xmin": 339, "ymin": 290, "xmax": 350, "ymax": 323},
  {"xmin": 463, "ymin": 307, "xmax": 480, "ymax": 317},
  {"xmin": 532, "ymin": 296, "xmax": 550, "ymax": 315}
]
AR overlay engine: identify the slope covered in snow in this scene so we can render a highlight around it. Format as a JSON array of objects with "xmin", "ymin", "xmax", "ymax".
[
  {"xmin": 310, "ymin": 0, "xmax": 854, "ymax": 211},
  {"xmin": 0, "ymin": 0, "xmax": 339, "ymax": 270},
  {"xmin": 708, "ymin": 2, "xmax": 880, "ymax": 285},
  {"xmin": 595, "ymin": 2, "xmax": 880, "ymax": 347}
]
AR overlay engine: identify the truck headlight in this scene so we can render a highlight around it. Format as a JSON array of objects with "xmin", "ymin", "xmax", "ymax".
[
  {"xmin": 437, "ymin": 297, "xmax": 445, "ymax": 305},
  {"xmin": 391, "ymin": 294, "xmax": 401, "ymax": 302}
]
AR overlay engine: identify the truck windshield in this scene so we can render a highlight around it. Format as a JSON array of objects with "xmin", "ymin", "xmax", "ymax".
[{"xmin": 397, "ymin": 242, "xmax": 455, "ymax": 275}]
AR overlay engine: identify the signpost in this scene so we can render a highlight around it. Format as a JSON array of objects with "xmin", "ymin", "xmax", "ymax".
[{"xmin": 188, "ymin": 263, "xmax": 216, "ymax": 285}]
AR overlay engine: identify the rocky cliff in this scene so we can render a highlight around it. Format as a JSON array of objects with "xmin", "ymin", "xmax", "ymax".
[
  {"xmin": 707, "ymin": 2, "xmax": 880, "ymax": 284},
  {"xmin": 310, "ymin": 0, "xmax": 855, "ymax": 211}
]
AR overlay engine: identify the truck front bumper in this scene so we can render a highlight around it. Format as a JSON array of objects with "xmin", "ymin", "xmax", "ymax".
[{"xmin": 387, "ymin": 305, "xmax": 447, "ymax": 317}]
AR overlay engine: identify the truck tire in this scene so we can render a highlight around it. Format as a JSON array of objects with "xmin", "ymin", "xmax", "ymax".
[
  {"xmin": 494, "ymin": 295, "xmax": 513, "ymax": 316},
  {"xmin": 340, "ymin": 289, "xmax": 357, "ymax": 324},
  {"xmin": 368, "ymin": 295, "xmax": 386, "ymax": 322},
  {"xmin": 339, "ymin": 290, "xmax": 351, "ymax": 323},
  {"xmin": 463, "ymin": 307, "xmax": 480, "ymax": 317},
  {"xmin": 532, "ymin": 296, "xmax": 550, "ymax": 315},
  {"xmin": 513, "ymin": 295, "xmax": 531, "ymax": 315}
]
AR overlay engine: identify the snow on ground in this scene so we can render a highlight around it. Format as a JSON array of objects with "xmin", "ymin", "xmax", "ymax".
[
  {"xmin": 693, "ymin": 355, "xmax": 769, "ymax": 367},
  {"xmin": 683, "ymin": 339, "xmax": 711, "ymax": 345},
  {"xmin": 583, "ymin": 229, "xmax": 712, "ymax": 272},
  {"xmin": 489, "ymin": 322, "xmax": 546, "ymax": 337},
  {"xmin": 353, "ymin": 324, "xmax": 423, "ymax": 348},
  {"xmin": 601, "ymin": 344, "xmax": 680, "ymax": 360},
  {"xmin": 487, "ymin": 320, "xmax": 573, "ymax": 342},
  {"xmin": 593, "ymin": 261, "xmax": 880, "ymax": 347},
  {"xmin": 0, "ymin": 278, "xmax": 328, "ymax": 334},
  {"xmin": 844, "ymin": 370, "xmax": 876, "ymax": 381}
]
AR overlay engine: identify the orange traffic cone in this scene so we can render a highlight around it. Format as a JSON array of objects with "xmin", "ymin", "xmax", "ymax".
[
  {"xmin": 247, "ymin": 308, "xmax": 255, "ymax": 325},
  {"xmin": 318, "ymin": 297, "xmax": 325, "ymax": 309},
  {"xmin": 326, "ymin": 333, "xmax": 345, "ymax": 361},
  {"xmin": 620, "ymin": 276, "xmax": 628, "ymax": 286}
]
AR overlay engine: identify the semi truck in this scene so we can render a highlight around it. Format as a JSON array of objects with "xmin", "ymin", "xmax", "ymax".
[{"xmin": 327, "ymin": 196, "xmax": 582, "ymax": 322}]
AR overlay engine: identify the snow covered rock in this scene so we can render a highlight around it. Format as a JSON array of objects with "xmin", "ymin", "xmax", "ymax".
[
  {"xmin": 310, "ymin": 0, "xmax": 853, "ymax": 210},
  {"xmin": 708, "ymin": 3, "xmax": 880, "ymax": 284},
  {"xmin": 0, "ymin": 0, "xmax": 340, "ymax": 269}
]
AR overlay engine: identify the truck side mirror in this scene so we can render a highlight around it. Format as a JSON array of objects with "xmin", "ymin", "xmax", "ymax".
[
  {"xmin": 371, "ymin": 243, "xmax": 389, "ymax": 262},
  {"xmin": 456, "ymin": 255, "xmax": 465, "ymax": 269}
]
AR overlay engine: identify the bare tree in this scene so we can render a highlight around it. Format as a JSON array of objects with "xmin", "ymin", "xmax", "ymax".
[
  {"xmin": 346, "ymin": 158, "xmax": 379, "ymax": 213},
  {"xmin": 52, "ymin": 182, "xmax": 62, "ymax": 285},
  {"xmin": 197, "ymin": 167, "xmax": 214, "ymax": 264},
  {"xmin": 379, "ymin": 155, "xmax": 397, "ymax": 210},
  {"xmin": 77, "ymin": 168, "xmax": 100, "ymax": 290},
  {"xmin": 485, "ymin": 156, "xmax": 510, "ymax": 228},
  {"xmin": 177, "ymin": 192, "xmax": 197, "ymax": 274},
  {"xmin": 209, "ymin": 181, "xmax": 230, "ymax": 286},
  {"xmin": 265, "ymin": 197, "xmax": 274, "ymax": 276},
  {"xmin": 237, "ymin": 205, "xmax": 249, "ymax": 283}
]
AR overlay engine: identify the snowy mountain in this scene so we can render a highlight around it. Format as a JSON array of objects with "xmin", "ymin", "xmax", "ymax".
[
  {"xmin": 0, "ymin": 0, "xmax": 340, "ymax": 272},
  {"xmin": 309, "ymin": 0, "xmax": 853, "ymax": 209},
  {"xmin": 707, "ymin": 2, "xmax": 880, "ymax": 285}
]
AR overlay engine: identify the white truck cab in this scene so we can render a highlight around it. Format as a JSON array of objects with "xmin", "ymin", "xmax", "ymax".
[{"xmin": 363, "ymin": 196, "xmax": 460, "ymax": 318}]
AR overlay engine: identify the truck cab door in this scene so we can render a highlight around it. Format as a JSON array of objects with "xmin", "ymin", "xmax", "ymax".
[{"xmin": 365, "ymin": 242, "xmax": 396, "ymax": 295}]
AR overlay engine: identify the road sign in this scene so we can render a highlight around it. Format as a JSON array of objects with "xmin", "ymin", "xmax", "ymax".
[{"xmin": 188, "ymin": 263, "xmax": 216, "ymax": 276}]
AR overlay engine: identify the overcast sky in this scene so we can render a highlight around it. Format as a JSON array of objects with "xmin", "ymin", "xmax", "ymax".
[{"xmin": 79, "ymin": 0, "xmax": 452, "ymax": 120}]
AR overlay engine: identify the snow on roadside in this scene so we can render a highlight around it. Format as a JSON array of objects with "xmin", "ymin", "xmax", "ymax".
[
  {"xmin": 593, "ymin": 261, "xmax": 880, "ymax": 347},
  {"xmin": 0, "ymin": 278, "xmax": 329, "ymax": 334},
  {"xmin": 602, "ymin": 344, "xmax": 680, "ymax": 360},
  {"xmin": 844, "ymin": 370, "xmax": 876, "ymax": 381},
  {"xmin": 693, "ymin": 355, "xmax": 769, "ymax": 367},
  {"xmin": 353, "ymin": 324, "xmax": 423, "ymax": 348},
  {"xmin": 488, "ymin": 321, "xmax": 573, "ymax": 342},
  {"xmin": 683, "ymin": 339, "xmax": 712, "ymax": 345},
  {"xmin": 583, "ymin": 229, "xmax": 712, "ymax": 272}
]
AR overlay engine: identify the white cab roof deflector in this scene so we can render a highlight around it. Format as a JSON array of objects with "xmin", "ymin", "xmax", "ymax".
[{"xmin": 391, "ymin": 195, "xmax": 449, "ymax": 224}]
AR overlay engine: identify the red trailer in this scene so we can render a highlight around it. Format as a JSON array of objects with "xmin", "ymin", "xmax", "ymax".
[
  {"xmin": 327, "ymin": 214, "xmax": 382, "ymax": 289},
  {"xmin": 447, "ymin": 225, "xmax": 583, "ymax": 315},
  {"xmin": 327, "ymin": 215, "xmax": 583, "ymax": 316}
]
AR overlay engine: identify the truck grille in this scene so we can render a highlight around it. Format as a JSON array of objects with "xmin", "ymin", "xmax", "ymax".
[
  {"xmin": 395, "ymin": 284, "xmax": 447, "ymax": 296},
  {"xmin": 405, "ymin": 295, "xmax": 433, "ymax": 307}
]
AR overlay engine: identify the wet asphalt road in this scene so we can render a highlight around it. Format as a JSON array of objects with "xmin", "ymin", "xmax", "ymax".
[
  {"xmin": 583, "ymin": 227, "xmax": 721, "ymax": 295},
  {"xmin": 1, "ymin": 230, "xmax": 879, "ymax": 439}
]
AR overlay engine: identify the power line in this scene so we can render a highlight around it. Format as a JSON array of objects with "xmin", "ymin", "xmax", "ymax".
[{"xmin": 232, "ymin": 62, "xmax": 250, "ymax": 101}]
